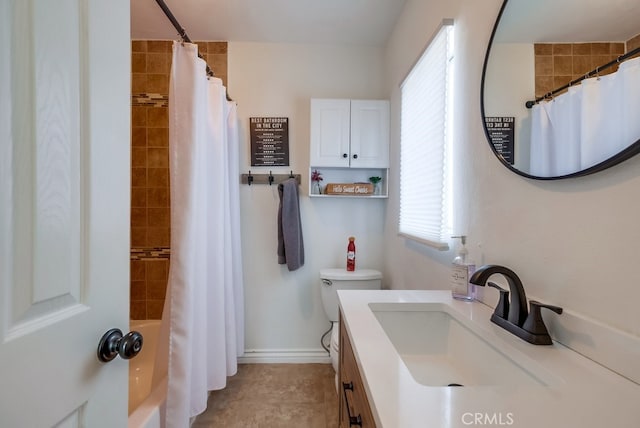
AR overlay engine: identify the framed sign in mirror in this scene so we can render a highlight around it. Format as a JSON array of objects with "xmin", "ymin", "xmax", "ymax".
[{"xmin": 481, "ymin": 0, "xmax": 640, "ymax": 180}]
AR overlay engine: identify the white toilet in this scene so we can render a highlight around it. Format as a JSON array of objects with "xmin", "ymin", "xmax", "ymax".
[{"xmin": 319, "ymin": 268, "xmax": 382, "ymax": 387}]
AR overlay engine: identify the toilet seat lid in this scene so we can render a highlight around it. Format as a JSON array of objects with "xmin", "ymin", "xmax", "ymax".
[{"xmin": 320, "ymin": 268, "xmax": 382, "ymax": 281}]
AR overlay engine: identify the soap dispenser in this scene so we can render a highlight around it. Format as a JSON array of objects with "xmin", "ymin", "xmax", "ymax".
[{"xmin": 451, "ymin": 235, "xmax": 476, "ymax": 301}]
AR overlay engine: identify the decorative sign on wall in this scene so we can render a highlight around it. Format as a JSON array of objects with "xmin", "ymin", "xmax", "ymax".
[
  {"xmin": 484, "ymin": 116, "xmax": 515, "ymax": 165},
  {"xmin": 250, "ymin": 117, "xmax": 289, "ymax": 166}
]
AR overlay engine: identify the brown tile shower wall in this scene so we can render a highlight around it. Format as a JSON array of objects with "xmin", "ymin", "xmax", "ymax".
[
  {"xmin": 130, "ymin": 40, "xmax": 228, "ymax": 319},
  {"xmin": 130, "ymin": 257, "xmax": 170, "ymax": 319},
  {"xmin": 534, "ymin": 34, "xmax": 639, "ymax": 98},
  {"xmin": 534, "ymin": 42, "xmax": 625, "ymax": 98},
  {"xmin": 628, "ymin": 34, "xmax": 640, "ymax": 54}
]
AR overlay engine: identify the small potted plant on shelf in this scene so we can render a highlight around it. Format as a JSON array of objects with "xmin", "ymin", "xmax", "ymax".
[
  {"xmin": 369, "ymin": 176, "xmax": 382, "ymax": 195},
  {"xmin": 311, "ymin": 169, "xmax": 323, "ymax": 194}
]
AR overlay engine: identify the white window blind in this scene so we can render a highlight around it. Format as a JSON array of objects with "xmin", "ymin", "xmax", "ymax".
[{"xmin": 399, "ymin": 21, "xmax": 454, "ymax": 250}]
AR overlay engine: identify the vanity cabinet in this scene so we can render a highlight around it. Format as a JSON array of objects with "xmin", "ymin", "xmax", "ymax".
[
  {"xmin": 339, "ymin": 311, "xmax": 377, "ymax": 428},
  {"xmin": 310, "ymin": 98, "xmax": 389, "ymax": 197}
]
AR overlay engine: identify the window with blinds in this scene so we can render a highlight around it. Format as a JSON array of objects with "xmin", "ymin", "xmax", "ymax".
[{"xmin": 399, "ymin": 20, "xmax": 454, "ymax": 250}]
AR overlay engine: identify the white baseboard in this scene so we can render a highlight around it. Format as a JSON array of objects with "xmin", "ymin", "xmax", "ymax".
[{"xmin": 238, "ymin": 348, "xmax": 331, "ymax": 364}]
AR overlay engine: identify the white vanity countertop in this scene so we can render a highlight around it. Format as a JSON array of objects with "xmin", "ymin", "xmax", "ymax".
[{"xmin": 338, "ymin": 290, "xmax": 640, "ymax": 428}]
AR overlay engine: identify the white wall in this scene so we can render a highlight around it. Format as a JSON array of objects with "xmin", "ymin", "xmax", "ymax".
[
  {"xmin": 383, "ymin": 0, "xmax": 640, "ymax": 342},
  {"xmin": 228, "ymin": 42, "xmax": 387, "ymax": 358},
  {"xmin": 228, "ymin": 0, "xmax": 640, "ymax": 362}
]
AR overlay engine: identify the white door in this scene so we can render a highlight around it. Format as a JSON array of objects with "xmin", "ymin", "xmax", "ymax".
[{"xmin": 0, "ymin": 0, "xmax": 131, "ymax": 426}]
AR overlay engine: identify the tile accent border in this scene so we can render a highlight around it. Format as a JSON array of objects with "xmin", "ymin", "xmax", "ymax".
[
  {"xmin": 131, "ymin": 247, "xmax": 171, "ymax": 261},
  {"xmin": 132, "ymin": 93, "xmax": 169, "ymax": 108}
]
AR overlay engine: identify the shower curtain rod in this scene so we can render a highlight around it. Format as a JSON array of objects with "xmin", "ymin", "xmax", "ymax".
[
  {"xmin": 154, "ymin": 0, "xmax": 215, "ymax": 78},
  {"xmin": 154, "ymin": 0, "xmax": 233, "ymax": 101},
  {"xmin": 525, "ymin": 46, "xmax": 640, "ymax": 108}
]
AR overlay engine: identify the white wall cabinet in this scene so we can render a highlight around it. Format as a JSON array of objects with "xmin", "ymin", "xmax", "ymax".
[
  {"xmin": 310, "ymin": 99, "xmax": 389, "ymax": 168},
  {"xmin": 310, "ymin": 99, "xmax": 389, "ymax": 198}
]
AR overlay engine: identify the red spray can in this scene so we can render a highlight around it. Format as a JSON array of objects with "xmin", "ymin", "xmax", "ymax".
[{"xmin": 346, "ymin": 237, "xmax": 356, "ymax": 271}]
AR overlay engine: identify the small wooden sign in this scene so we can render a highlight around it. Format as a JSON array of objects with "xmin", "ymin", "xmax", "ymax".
[
  {"xmin": 250, "ymin": 117, "xmax": 289, "ymax": 166},
  {"xmin": 324, "ymin": 183, "xmax": 374, "ymax": 195},
  {"xmin": 485, "ymin": 116, "xmax": 515, "ymax": 165}
]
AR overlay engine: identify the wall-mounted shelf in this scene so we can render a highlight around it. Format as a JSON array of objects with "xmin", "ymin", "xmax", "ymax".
[
  {"xmin": 309, "ymin": 98, "xmax": 390, "ymax": 200},
  {"xmin": 310, "ymin": 194, "xmax": 388, "ymax": 199},
  {"xmin": 308, "ymin": 167, "xmax": 388, "ymax": 198}
]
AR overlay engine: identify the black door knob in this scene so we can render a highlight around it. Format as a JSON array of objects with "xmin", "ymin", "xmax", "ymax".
[
  {"xmin": 352, "ymin": 154, "xmax": 358, "ymax": 159},
  {"xmin": 97, "ymin": 328, "xmax": 144, "ymax": 362},
  {"xmin": 343, "ymin": 153, "xmax": 348, "ymax": 158}
]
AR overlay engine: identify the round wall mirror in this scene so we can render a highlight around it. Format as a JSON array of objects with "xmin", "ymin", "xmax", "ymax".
[{"xmin": 481, "ymin": 0, "xmax": 640, "ymax": 180}]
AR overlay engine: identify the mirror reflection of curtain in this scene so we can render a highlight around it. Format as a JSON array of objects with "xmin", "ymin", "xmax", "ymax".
[
  {"xmin": 621, "ymin": 58, "xmax": 640, "ymax": 147},
  {"xmin": 530, "ymin": 86, "xmax": 581, "ymax": 176},
  {"xmin": 530, "ymin": 102, "xmax": 553, "ymax": 176},
  {"xmin": 581, "ymin": 71, "xmax": 623, "ymax": 169},
  {"xmin": 554, "ymin": 86, "xmax": 582, "ymax": 175},
  {"xmin": 530, "ymin": 57, "xmax": 640, "ymax": 175}
]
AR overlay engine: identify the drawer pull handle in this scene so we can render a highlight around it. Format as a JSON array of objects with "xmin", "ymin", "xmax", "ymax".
[{"xmin": 342, "ymin": 381, "xmax": 363, "ymax": 426}]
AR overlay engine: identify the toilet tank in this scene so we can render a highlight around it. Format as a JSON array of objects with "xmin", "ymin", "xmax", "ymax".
[{"xmin": 320, "ymin": 268, "xmax": 382, "ymax": 322}]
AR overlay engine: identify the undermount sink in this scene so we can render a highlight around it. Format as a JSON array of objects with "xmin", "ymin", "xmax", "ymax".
[{"xmin": 369, "ymin": 302, "xmax": 560, "ymax": 387}]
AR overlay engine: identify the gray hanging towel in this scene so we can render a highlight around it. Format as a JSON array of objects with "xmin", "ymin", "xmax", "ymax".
[{"xmin": 277, "ymin": 178, "xmax": 304, "ymax": 271}]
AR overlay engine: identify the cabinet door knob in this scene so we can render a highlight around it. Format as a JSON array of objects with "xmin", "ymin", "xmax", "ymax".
[
  {"xmin": 343, "ymin": 153, "xmax": 348, "ymax": 158},
  {"xmin": 352, "ymin": 154, "xmax": 358, "ymax": 159}
]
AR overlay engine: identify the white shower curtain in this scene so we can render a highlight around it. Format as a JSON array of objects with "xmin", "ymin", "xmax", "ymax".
[
  {"xmin": 529, "ymin": 101, "xmax": 554, "ymax": 176},
  {"xmin": 530, "ymin": 56, "xmax": 640, "ymax": 175},
  {"xmin": 530, "ymin": 86, "xmax": 582, "ymax": 176},
  {"xmin": 157, "ymin": 41, "xmax": 244, "ymax": 428},
  {"xmin": 551, "ymin": 85, "xmax": 582, "ymax": 175},
  {"xmin": 619, "ymin": 57, "xmax": 640, "ymax": 149},
  {"xmin": 580, "ymin": 71, "xmax": 624, "ymax": 169}
]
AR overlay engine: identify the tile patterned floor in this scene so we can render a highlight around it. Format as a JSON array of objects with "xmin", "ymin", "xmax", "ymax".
[{"xmin": 192, "ymin": 364, "xmax": 339, "ymax": 428}]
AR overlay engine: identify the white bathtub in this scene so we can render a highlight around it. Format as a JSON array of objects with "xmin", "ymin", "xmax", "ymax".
[{"xmin": 128, "ymin": 320, "xmax": 167, "ymax": 428}]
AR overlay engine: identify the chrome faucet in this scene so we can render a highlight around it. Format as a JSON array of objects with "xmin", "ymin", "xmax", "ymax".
[{"xmin": 470, "ymin": 264, "xmax": 562, "ymax": 345}]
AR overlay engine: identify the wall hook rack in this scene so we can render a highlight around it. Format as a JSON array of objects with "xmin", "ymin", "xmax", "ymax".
[{"xmin": 241, "ymin": 171, "xmax": 301, "ymax": 186}]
